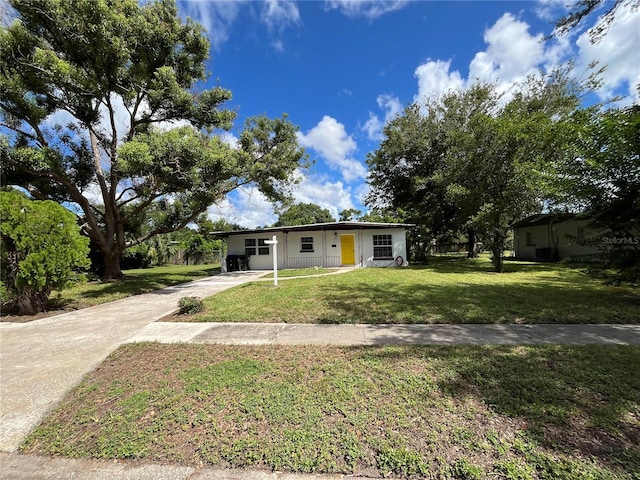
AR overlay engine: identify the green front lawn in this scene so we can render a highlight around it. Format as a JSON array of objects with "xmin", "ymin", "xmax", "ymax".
[
  {"xmin": 190, "ymin": 258, "xmax": 640, "ymax": 324},
  {"xmin": 22, "ymin": 343, "xmax": 640, "ymax": 479}
]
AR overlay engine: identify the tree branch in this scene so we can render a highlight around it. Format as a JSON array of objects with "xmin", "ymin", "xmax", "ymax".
[{"xmin": 126, "ymin": 211, "xmax": 201, "ymax": 249}]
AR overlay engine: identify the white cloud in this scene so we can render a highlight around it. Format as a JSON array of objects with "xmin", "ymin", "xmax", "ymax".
[
  {"xmin": 363, "ymin": 93, "xmax": 403, "ymax": 140},
  {"xmin": 218, "ymin": 131, "xmax": 239, "ymax": 149},
  {"xmin": 413, "ymin": 59, "xmax": 465, "ymax": 104},
  {"xmin": 179, "ymin": 1, "xmax": 244, "ymax": 51},
  {"xmin": 272, "ymin": 39, "xmax": 285, "ymax": 52},
  {"xmin": 411, "ymin": 7, "xmax": 638, "ymax": 106},
  {"xmin": 363, "ymin": 113, "xmax": 383, "ymax": 141},
  {"xmin": 208, "ymin": 189, "xmax": 277, "ymax": 229},
  {"xmin": 324, "ymin": 0, "xmax": 409, "ymax": 20},
  {"xmin": 261, "ymin": 0, "xmax": 301, "ymax": 32},
  {"xmin": 412, "ymin": 13, "xmax": 574, "ymax": 103},
  {"xmin": 574, "ymin": 2, "xmax": 640, "ymax": 103},
  {"xmin": 535, "ymin": 0, "xmax": 573, "ymax": 22},
  {"xmin": 297, "ymin": 116, "xmax": 367, "ymax": 182},
  {"xmin": 292, "ymin": 175, "xmax": 355, "ymax": 220},
  {"xmin": 206, "ymin": 172, "xmax": 358, "ymax": 228},
  {"xmin": 468, "ymin": 13, "xmax": 546, "ymax": 86}
]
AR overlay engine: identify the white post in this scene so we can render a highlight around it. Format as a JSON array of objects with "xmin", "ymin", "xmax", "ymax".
[{"xmin": 265, "ymin": 235, "xmax": 278, "ymax": 287}]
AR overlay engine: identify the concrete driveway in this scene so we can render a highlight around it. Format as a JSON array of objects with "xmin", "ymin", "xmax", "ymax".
[{"xmin": 0, "ymin": 271, "xmax": 265, "ymax": 452}]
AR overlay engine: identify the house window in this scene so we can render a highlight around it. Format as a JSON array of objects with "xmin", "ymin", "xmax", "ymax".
[
  {"xmin": 258, "ymin": 238, "xmax": 270, "ymax": 255},
  {"xmin": 244, "ymin": 238, "xmax": 256, "ymax": 256},
  {"xmin": 526, "ymin": 232, "xmax": 535, "ymax": 246},
  {"xmin": 373, "ymin": 234, "xmax": 393, "ymax": 259},
  {"xmin": 300, "ymin": 236, "xmax": 314, "ymax": 252}
]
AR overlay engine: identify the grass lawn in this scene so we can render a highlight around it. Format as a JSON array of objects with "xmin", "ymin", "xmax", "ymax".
[
  {"xmin": 190, "ymin": 257, "xmax": 640, "ymax": 324},
  {"xmin": 22, "ymin": 343, "xmax": 640, "ymax": 479}
]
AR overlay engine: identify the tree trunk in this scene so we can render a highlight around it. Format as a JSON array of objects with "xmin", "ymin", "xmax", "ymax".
[
  {"xmin": 16, "ymin": 287, "xmax": 51, "ymax": 315},
  {"xmin": 467, "ymin": 229, "xmax": 477, "ymax": 258},
  {"xmin": 102, "ymin": 250, "xmax": 123, "ymax": 280},
  {"xmin": 492, "ymin": 247, "xmax": 504, "ymax": 273}
]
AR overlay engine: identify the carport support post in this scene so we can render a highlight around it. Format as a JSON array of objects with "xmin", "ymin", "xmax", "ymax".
[{"xmin": 265, "ymin": 235, "xmax": 278, "ymax": 287}]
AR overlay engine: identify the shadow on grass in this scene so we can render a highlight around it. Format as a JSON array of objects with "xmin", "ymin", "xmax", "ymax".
[
  {"xmin": 320, "ymin": 258, "xmax": 640, "ymax": 324},
  {"xmin": 354, "ymin": 345, "xmax": 640, "ymax": 471},
  {"xmin": 315, "ymin": 274, "xmax": 640, "ymax": 324},
  {"xmin": 413, "ymin": 256, "xmax": 583, "ymax": 275}
]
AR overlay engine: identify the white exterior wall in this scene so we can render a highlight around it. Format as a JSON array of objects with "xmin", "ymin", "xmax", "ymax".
[
  {"xmin": 285, "ymin": 230, "xmax": 341, "ymax": 268},
  {"xmin": 360, "ymin": 228, "xmax": 408, "ymax": 267},
  {"xmin": 224, "ymin": 227, "xmax": 409, "ymax": 270}
]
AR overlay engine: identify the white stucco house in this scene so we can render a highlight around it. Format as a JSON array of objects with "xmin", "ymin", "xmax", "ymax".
[{"xmin": 213, "ymin": 221, "xmax": 414, "ymax": 271}]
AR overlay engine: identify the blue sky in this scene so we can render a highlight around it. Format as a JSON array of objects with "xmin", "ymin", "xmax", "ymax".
[
  {"xmin": 183, "ymin": 1, "xmax": 639, "ymax": 228},
  {"xmin": 11, "ymin": 0, "xmax": 637, "ymax": 228}
]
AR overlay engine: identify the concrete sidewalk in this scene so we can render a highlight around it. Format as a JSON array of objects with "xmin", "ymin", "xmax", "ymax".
[
  {"xmin": 131, "ymin": 322, "xmax": 640, "ymax": 346},
  {"xmin": 1, "ymin": 269, "xmax": 639, "ymax": 479}
]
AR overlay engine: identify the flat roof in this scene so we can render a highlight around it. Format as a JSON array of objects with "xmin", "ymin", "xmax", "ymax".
[
  {"xmin": 511, "ymin": 213, "xmax": 580, "ymax": 229},
  {"xmin": 210, "ymin": 221, "xmax": 415, "ymax": 237}
]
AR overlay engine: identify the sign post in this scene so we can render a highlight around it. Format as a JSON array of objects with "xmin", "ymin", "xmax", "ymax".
[{"xmin": 264, "ymin": 235, "xmax": 278, "ymax": 286}]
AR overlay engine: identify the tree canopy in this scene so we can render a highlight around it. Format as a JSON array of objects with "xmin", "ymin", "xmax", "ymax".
[
  {"xmin": 366, "ymin": 73, "xmax": 583, "ymax": 271},
  {"xmin": 0, "ymin": 0, "xmax": 308, "ymax": 279},
  {"xmin": 274, "ymin": 203, "xmax": 335, "ymax": 227},
  {"xmin": 561, "ymin": 101, "xmax": 640, "ymax": 283}
]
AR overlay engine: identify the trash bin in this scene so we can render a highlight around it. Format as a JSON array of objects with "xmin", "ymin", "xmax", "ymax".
[{"xmin": 226, "ymin": 254, "xmax": 238, "ymax": 272}]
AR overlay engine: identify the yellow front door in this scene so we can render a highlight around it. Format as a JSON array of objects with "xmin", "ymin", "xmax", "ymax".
[{"xmin": 340, "ymin": 235, "xmax": 355, "ymax": 265}]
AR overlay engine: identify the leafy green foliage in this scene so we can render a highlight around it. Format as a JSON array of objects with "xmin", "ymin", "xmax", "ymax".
[
  {"xmin": 550, "ymin": 0, "xmax": 634, "ymax": 43},
  {"xmin": 177, "ymin": 296, "xmax": 203, "ymax": 315},
  {"xmin": 338, "ymin": 208, "xmax": 362, "ymax": 221},
  {"xmin": 274, "ymin": 202, "xmax": 335, "ymax": 226},
  {"xmin": 0, "ymin": 190, "xmax": 89, "ymax": 314},
  {"xmin": 561, "ymin": 103, "xmax": 640, "ymax": 285},
  {"xmin": 0, "ymin": 0, "xmax": 307, "ymax": 279},
  {"xmin": 367, "ymin": 72, "xmax": 584, "ymax": 271}
]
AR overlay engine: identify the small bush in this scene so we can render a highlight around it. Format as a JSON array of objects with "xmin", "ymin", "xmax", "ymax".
[{"xmin": 178, "ymin": 296, "xmax": 203, "ymax": 315}]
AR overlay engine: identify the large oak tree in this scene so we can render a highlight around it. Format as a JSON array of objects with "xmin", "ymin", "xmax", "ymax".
[
  {"xmin": 366, "ymin": 73, "xmax": 582, "ymax": 272},
  {"xmin": 0, "ymin": 0, "xmax": 308, "ymax": 279}
]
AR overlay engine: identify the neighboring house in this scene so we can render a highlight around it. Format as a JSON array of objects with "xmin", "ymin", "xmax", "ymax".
[
  {"xmin": 512, "ymin": 214, "xmax": 605, "ymax": 261},
  {"xmin": 213, "ymin": 221, "xmax": 414, "ymax": 271}
]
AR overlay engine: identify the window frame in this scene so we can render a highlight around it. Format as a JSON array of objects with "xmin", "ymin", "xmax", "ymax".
[
  {"xmin": 258, "ymin": 238, "xmax": 270, "ymax": 255},
  {"xmin": 244, "ymin": 238, "xmax": 256, "ymax": 256},
  {"xmin": 373, "ymin": 234, "xmax": 393, "ymax": 260},
  {"xmin": 300, "ymin": 236, "xmax": 314, "ymax": 253}
]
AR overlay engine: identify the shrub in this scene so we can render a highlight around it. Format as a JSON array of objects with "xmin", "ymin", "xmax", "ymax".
[
  {"xmin": 0, "ymin": 190, "xmax": 90, "ymax": 314},
  {"xmin": 178, "ymin": 296, "xmax": 204, "ymax": 315}
]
